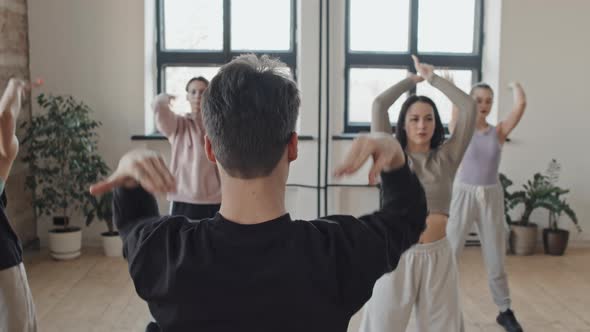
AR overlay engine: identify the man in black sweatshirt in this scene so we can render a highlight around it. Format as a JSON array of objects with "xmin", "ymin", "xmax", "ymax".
[{"xmin": 90, "ymin": 54, "xmax": 427, "ymax": 332}]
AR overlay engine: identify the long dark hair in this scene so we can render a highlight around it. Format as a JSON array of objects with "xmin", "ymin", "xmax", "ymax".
[{"xmin": 395, "ymin": 95, "xmax": 445, "ymax": 150}]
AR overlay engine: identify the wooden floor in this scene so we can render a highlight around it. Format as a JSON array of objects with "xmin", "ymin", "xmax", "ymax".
[{"xmin": 23, "ymin": 247, "xmax": 590, "ymax": 332}]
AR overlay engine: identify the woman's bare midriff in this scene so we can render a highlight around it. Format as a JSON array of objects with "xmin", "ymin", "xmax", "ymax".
[{"xmin": 418, "ymin": 213, "xmax": 448, "ymax": 244}]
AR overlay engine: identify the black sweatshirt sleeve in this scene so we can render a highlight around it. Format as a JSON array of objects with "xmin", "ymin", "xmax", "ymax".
[
  {"xmin": 112, "ymin": 186, "xmax": 162, "ymax": 261},
  {"xmin": 310, "ymin": 161, "xmax": 427, "ymax": 315},
  {"xmin": 360, "ymin": 161, "xmax": 428, "ymax": 271},
  {"xmin": 112, "ymin": 186, "xmax": 200, "ymax": 300}
]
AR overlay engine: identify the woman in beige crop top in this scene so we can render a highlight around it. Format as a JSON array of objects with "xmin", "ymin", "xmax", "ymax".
[
  {"xmin": 360, "ymin": 56, "xmax": 476, "ymax": 332},
  {"xmin": 371, "ymin": 55, "xmax": 476, "ymax": 243}
]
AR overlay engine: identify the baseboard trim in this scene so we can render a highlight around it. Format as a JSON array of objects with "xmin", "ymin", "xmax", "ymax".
[{"xmin": 568, "ymin": 240, "xmax": 590, "ymax": 248}]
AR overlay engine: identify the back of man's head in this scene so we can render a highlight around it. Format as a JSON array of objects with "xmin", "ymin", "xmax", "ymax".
[{"xmin": 202, "ymin": 54, "xmax": 300, "ymax": 179}]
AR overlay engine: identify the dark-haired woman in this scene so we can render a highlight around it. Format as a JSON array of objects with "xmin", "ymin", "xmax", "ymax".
[{"xmin": 360, "ymin": 56, "xmax": 476, "ymax": 332}]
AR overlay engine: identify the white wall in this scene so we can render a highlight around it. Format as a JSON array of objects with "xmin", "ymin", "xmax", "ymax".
[
  {"xmin": 28, "ymin": 0, "xmax": 147, "ymax": 245},
  {"xmin": 27, "ymin": 0, "xmax": 590, "ymax": 246},
  {"xmin": 491, "ymin": 0, "xmax": 590, "ymax": 243}
]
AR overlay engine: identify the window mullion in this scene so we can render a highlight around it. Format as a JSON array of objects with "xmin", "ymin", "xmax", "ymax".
[
  {"xmin": 409, "ymin": 0, "xmax": 419, "ymax": 68},
  {"xmin": 224, "ymin": 0, "xmax": 231, "ymax": 62}
]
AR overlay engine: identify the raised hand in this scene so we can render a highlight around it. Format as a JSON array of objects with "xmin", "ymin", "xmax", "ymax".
[
  {"xmin": 440, "ymin": 69, "xmax": 455, "ymax": 84},
  {"xmin": 90, "ymin": 149, "xmax": 176, "ymax": 195},
  {"xmin": 152, "ymin": 93, "xmax": 176, "ymax": 109},
  {"xmin": 411, "ymin": 55, "xmax": 435, "ymax": 82},
  {"xmin": 1, "ymin": 78, "xmax": 29, "ymax": 117},
  {"xmin": 407, "ymin": 72, "xmax": 425, "ymax": 84},
  {"xmin": 508, "ymin": 82, "xmax": 522, "ymax": 90},
  {"xmin": 334, "ymin": 132, "xmax": 405, "ymax": 185},
  {"xmin": 0, "ymin": 78, "xmax": 42, "ymax": 178}
]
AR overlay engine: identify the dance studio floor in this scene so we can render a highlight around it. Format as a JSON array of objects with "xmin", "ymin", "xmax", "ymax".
[{"xmin": 24, "ymin": 246, "xmax": 590, "ymax": 332}]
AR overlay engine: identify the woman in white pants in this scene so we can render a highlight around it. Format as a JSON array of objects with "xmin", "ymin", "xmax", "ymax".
[
  {"xmin": 360, "ymin": 56, "xmax": 476, "ymax": 332},
  {"xmin": 447, "ymin": 82, "xmax": 526, "ymax": 332}
]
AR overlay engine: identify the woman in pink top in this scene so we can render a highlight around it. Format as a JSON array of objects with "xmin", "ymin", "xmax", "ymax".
[{"xmin": 154, "ymin": 77, "xmax": 221, "ymax": 219}]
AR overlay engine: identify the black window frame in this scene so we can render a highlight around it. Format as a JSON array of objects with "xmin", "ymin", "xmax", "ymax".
[
  {"xmin": 156, "ymin": 0, "xmax": 298, "ymax": 95},
  {"xmin": 344, "ymin": 0, "xmax": 485, "ymax": 133}
]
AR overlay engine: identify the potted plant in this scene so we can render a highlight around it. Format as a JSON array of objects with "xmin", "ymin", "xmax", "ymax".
[
  {"xmin": 544, "ymin": 206, "xmax": 580, "ymax": 256},
  {"xmin": 85, "ymin": 191, "xmax": 122, "ymax": 256},
  {"xmin": 503, "ymin": 160, "xmax": 578, "ymax": 255},
  {"xmin": 540, "ymin": 160, "xmax": 581, "ymax": 255},
  {"xmin": 508, "ymin": 172, "xmax": 549, "ymax": 255},
  {"xmin": 21, "ymin": 94, "xmax": 109, "ymax": 260}
]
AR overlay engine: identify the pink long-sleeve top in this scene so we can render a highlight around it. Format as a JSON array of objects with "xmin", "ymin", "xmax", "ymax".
[{"xmin": 154, "ymin": 96, "xmax": 221, "ymax": 205}]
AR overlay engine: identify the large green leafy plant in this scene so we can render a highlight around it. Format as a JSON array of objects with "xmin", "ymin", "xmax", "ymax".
[
  {"xmin": 499, "ymin": 173, "xmax": 521, "ymax": 226},
  {"xmin": 501, "ymin": 160, "xmax": 580, "ymax": 231},
  {"xmin": 21, "ymin": 94, "xmax": 110, "ymax": 231}
]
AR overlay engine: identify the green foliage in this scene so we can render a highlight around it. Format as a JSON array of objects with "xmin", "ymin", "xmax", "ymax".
[
  {"xmin": 20, "ymin": 94, "xmax": 110, "ymax": 230},
  {"xmin": 84, "ymin": 191, "xmax": 114, "ymax": 233},
  {"xmin": 501, "ymin": 160, "xmax": 580, "ymax": 232},
  {"xmin": 499, "ymin": 173, "xmax": 524, "ymax": 226}
]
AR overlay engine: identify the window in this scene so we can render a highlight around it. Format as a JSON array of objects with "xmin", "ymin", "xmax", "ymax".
[
  {"xmin": 344, "ymin": 0, "xmax": 483, "ymax": 132},
  {"xmin": 348, "ymin": 68, "xmax": 408, "ymax": 124},
  {"xmin": 156, "ymin": 0, "xmax": 297, "ymax": 115}
]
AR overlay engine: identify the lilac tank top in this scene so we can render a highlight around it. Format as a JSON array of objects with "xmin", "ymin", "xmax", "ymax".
[{"xmin": 457, "ymin": 126, "xmax": 502, "ymax": 186}]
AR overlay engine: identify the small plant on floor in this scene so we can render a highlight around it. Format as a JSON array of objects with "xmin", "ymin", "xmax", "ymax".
[
  {"xmin": 507, "ymin": 159, "xmax": 576, "ymax": 227},
  {"xmin": 539, "ymin": 159, "xmax": 580, "ymax": 255},
  {"xmin": 542, "ymin": 160, "xmax": 580, "ymax": 232},
  {"xmin": 501, "ymin": 160, "xmax": 580, "ymax": 256}
]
